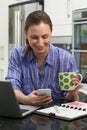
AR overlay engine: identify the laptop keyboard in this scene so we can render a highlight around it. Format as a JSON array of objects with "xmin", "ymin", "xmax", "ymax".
[{"xmin": 21, "ymin": 109, "xmax": 30, "ymax": 114}]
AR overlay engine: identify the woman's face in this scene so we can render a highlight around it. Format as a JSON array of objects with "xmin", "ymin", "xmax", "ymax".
[{"xmin": 25, "ymin": 22, "xmax": 52, "ymax": 55}]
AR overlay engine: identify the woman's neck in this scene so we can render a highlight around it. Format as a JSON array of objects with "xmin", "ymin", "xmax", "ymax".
[
  {"xmin": 35, "ymin": 52, "xmax": 48, "ymax": 70},
  {"xmin": 34, "ymin": 47, "xmax": 49, "ymax": 61}
]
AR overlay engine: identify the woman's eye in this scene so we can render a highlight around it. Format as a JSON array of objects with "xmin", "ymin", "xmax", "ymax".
[
  {"xmin": 42, "ymin": 35, "xmax": 48, "ymax": 39},
  {"xmin": 31, "ymin": 36, "xmax": 38, "ymax": 39},
  {"xmin": 31, "ymin": 35, "xmax": 48, "ymax": 40}
]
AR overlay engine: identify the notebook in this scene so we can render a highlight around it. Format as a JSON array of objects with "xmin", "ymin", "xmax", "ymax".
[
  {"xmin": 36, "ymin": 101, "xmax": 87, "ymax": 121},
  {"xmin": 0, "ymin": 80, "xmax": 40, "ymax": 118}
]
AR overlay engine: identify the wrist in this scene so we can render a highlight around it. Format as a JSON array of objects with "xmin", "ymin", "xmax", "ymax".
[
  {"xmin": 22, "ymin": 95, "xmax": 31, "ymax": 105},
  {"xmin": 66, "ymin": 90, "xmax": 79, "ymax": 101}
]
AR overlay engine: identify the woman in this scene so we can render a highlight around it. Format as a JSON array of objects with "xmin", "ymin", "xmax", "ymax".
[{"xmin": 6, "ymin": 10, "xmax": 82, "ymax": 106}]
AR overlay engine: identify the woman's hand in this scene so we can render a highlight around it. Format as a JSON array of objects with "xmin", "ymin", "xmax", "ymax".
[
  {"xmin": 71, "ymin": 74, "xmax": 83, "ymax": 95},
  {"xmin": 14, "ymin": 89, "xmax": 53, "ymax": 106},
  {"xmin": 25, "ymin": 90, "xmax": 53, "ymax": 106},
  {"xmin": 65, "ymin": 75, "xmax": 83, "ymax": 101}
]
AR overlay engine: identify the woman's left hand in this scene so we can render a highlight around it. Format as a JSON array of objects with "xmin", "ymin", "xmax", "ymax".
[
  {"xmin": 72, "ymin": 74, "xmax": 83, "ymax": 93},
  {"xmin": 66, "ymin": 75, "xmax": 83, "ymax": 101}
]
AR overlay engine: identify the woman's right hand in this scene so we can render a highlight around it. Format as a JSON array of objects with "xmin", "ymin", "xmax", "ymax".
[{"xmin": 25, "ymin": 90, "xmax": 53, "ymax": 106}]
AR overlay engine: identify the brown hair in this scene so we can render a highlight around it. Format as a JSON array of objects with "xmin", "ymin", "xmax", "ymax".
[{"xmin": 24, "ymin": 10, "xmax": 52, "ymax": 56}]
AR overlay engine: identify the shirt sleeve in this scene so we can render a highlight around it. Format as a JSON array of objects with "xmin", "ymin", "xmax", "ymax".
[
  {"xmin": 68, "ymin": 54, "xmax": 79, "ymax": 72},
  {"xmin": 59, "ymin": 49, "xmax": 79, "ymax": 73},
  {"xmin": 6, "ymin": 48, "xmax": 22, "ymax": 91}
]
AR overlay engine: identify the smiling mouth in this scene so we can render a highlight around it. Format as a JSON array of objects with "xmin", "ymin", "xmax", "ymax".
[{"xmin": 37, "ymin": 47, "xmax": 44, "ymax": 51}]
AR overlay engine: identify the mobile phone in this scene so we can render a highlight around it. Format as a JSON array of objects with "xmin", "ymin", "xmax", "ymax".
[{"xmin": 37, "ymin": 89, "xmax": 51, "ymax": 96}]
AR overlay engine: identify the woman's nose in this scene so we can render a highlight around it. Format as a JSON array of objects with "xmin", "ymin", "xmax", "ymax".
[{"xmin": 38, "ymin": 38, "xmax": 44, "ymax": 46}]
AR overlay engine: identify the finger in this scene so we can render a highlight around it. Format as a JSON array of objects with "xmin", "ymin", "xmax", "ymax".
[
  {"xmin": 35, "ymin": 97, "xmax": 53, "ymax": 106},
  {"xmin": 72, "ymin": 78, "xmax": 79, "ymax": 82},
  {"xmin": 32, "ymin": 90, "xmax": 38, "ymax": 95},
  {"xmin": 33, "ymin": 95, "xmax": 52, "ymax": 105},
  {"xmin": 37, "ymin": 96, "xmax": 52, "ymax": 103},
  {"xmin": 36, "ymin": 95, "xmax": 51, "ymax": 100},
  {"xmin": 72, "ymin": 78, "xmax": 80, "ymax": 85},
  {"xmin": 37, "ymin": 99, "xmax": 53, "ymax": 106},
  {"xmin": 74, "ymin": 84, "xmax": 83, "ymax": 91}
]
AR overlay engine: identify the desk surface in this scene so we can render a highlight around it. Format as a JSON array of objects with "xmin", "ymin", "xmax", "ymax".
[
  {"xmin": 0, "ymin": 113, "xmax": 87, "ymax": 130},
  {"xmin": 0, "ymin": 99, "xmax": 87, "ymax": 130}
]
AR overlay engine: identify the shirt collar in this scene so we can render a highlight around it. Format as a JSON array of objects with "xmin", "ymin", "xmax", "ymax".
[
  {"xmin": 25, "ymin": 50, "xmax": 35, "ymax": 62},
  {"xmin": 21, "ymin": 46, "xmax": 35, "ymax": 62},
  {"xmin": 45, "ymin": 44, "xmax": 54, "ymax": 66}
]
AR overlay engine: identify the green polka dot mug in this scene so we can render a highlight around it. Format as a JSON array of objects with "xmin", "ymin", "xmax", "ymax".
[{"xmin": 59, "ymin": 72, "xmax": 82, "ymax": 91}]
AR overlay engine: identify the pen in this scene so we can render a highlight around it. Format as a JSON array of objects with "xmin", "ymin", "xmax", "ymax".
[{"xmin": 54, "ymin": 105, "xmax": 59, "ymax": 113}]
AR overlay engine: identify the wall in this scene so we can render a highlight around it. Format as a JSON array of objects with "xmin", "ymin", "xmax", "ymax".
[
  {"xmin": 72, "ymin": 0, "xmax": 87, "ymax": 10},
  {"xmin": 44, "ymin": 0, "xmax": 72, "ymax": 36}
]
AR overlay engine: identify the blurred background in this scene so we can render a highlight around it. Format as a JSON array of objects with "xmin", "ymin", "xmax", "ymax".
[{"xmin": 0, "ymin": 0, "xmax": 87, "ymax": 92}]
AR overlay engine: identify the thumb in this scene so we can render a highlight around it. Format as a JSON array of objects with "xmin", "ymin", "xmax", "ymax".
[
  {"xmin": 32, "ymin": 90, "xmax": 38, "ymax": 95},
  {"xmin": 74, "ymin": 84, "xmax": 83, "ymax": 92}
]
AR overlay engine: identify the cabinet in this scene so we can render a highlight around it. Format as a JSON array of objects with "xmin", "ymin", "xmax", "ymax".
[
  {"xmin": 72, "ymin": 0, "xmax": 87, "ymax": 10},
  {"xmin": 0, "ymin": 0, "xmax": 29, "ymax": 80},
  {"xmin": 44, "ymin": 0, "xmax": 72, "ymax": 36},
  {"xmin": 0, "ymin": 2, "xmax": 8, "ymax": 64},
  {"xmin": 0, "ymin": 2, "xmax": 9, "ymax": 80},
  {"xmin": 0, "ymin": 64, "xmax": 8, "ymax": 80}
]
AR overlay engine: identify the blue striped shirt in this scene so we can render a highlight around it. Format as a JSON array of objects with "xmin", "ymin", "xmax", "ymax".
[{"xmin": 6, "ymin": 44, "xmax": 78, "ymax": 100}]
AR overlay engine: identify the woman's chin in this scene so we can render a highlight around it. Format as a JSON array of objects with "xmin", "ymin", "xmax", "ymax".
[{"xmin": 37, "ymin": 49, "xmax": 45, "ymax": 53}]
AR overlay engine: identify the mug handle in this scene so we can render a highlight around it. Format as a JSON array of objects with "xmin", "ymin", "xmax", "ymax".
[
  {"xmin": 77, "ymin": 73, "xmax": 83, "ymax": 82},
  {"xmin": 75, "ymin": 73, "xmax": 83, "ymax": 87}
]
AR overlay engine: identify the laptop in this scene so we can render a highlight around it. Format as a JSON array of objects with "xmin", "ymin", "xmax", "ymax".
[{"xmin": 0, "ymin": 80, "xmax": 40, "ymax": 118}]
